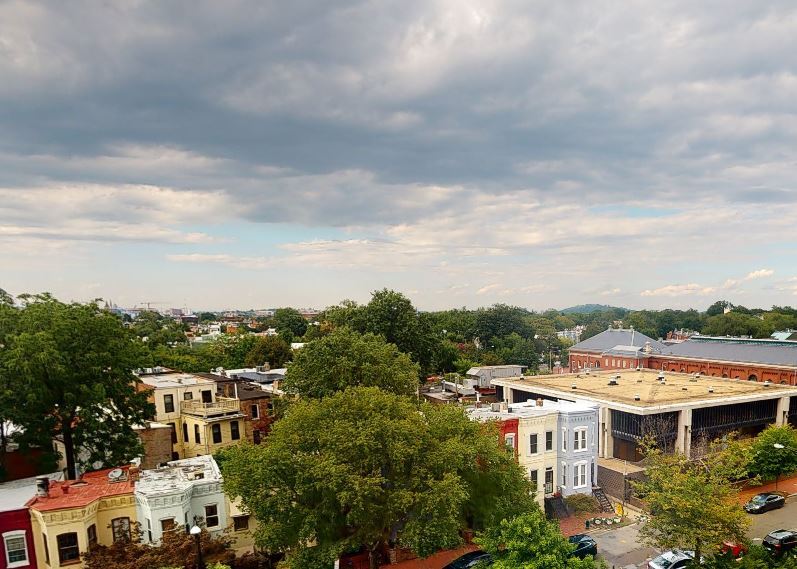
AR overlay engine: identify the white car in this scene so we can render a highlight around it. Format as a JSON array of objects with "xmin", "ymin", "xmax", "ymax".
[{"xmin": 648, "ymin": 550, "xmax": 698, "ymax": 569}]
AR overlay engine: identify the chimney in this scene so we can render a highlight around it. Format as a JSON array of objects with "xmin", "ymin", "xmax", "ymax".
[
  {"xmin": 272, "ymin": 380, "xmax": 280, "ymax": 393},
  {"xmin": 35, "ymin": 477, "xmax": 50, "ymax": 498},
  {"xmin": 129, "ymin": 465, "xmax": 140, "ymax": 483},
  {"xmin": 62, "ymin": 485, "xmax": 70, "ymax": 494},
  {"xmin": 536, "ymin": 398, "xmax": 544, "ymax": 407}
]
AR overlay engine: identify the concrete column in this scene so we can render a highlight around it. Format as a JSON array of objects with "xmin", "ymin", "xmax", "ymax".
[
  {"xmin": 676, "ymin": 408, "xmax": 693, "ymax": 457},
  {"xmin": 776, "ymin": 396, "xmax": 790, "ymax": 426},
  {"xmin": 506, "ymin": 388, "xmax": 514, "ymax": 405},
  {"xmin": 600, "ymin": 407, "xmax": 613, "ymax": 459}
]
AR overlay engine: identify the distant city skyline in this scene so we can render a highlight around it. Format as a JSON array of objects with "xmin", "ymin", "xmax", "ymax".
[{"xmin": 2, "ymin": 2, "xmax": 796, "ymax": 310}]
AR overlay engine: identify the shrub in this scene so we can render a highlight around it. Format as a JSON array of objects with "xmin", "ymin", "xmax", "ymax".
[{"xmin": 565, "ymin": 493, "xmax": 601, "ymax": 514}]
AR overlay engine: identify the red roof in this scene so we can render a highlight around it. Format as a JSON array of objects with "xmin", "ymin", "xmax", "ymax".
[{"xmin": 27, "ymin": 466, "xmax": 134, "ymax": 512}]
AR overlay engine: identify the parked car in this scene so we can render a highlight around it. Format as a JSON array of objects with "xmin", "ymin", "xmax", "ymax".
[
  {"xmin": 569, "ymin": 534, "xmax": 598, "ymax": 558},
  {"xmin": 443, "ymin": 550, "xmax": 493, "ymax": 569},
  {"xmin": 763, "ymin": 529, "xmax": 797, "ymax": 556},
  {"xmin": 744, "ymin": 492, "xmax": 786, "ymax": 514},
  {"xmin": 648, "ymin": 550, "xmax": 697, "ymax": 569}
]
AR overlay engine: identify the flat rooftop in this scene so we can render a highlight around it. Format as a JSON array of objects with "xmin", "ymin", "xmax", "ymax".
[
  {"xmin": 137, "ymin": 371, "xmax": 215, "ymax": 389},
  {"xmin": 466, "ymin": 399, "xmax": 596, "ymax": 422},
  {"xmin": 493, "ymin": 369, "xmax": 797, "ymax": 411},
  {"xmin": 136, "ymin": 455, "xmax": 221, "ymax": 496}
]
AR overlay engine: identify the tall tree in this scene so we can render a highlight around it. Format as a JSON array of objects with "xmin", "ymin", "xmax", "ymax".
[
  {"xmin": 0, "ymin": 289, "xmax": 18, "ymax": 479},
  {"xmin": 474, "ymin": 304, "xmax": 534, "ymax": 344},
  {"xmin": 633, "ymin": 444, "xmax": 749, "ymax": 564},
  {"xmin": 476, "ymin": 510, "xmax": 599, "ymax": 569},
  {"xmin": 3, "ymin": 294, "xmax": 154, "ymax": 479},
  {"xmin": 220, "ymin": 387, "xmax": 535, "ymax": 569},
  {"xmin": 273, "ymin": 308, "xmax": 308, "ymax": 338},
  {"xmin": 244, "ymin": 335, "xmax": 293, "ymax": 368},
  {"xmin": 283, "ymin": 327, "xmax": 419, "ymax": 398},
  {"xmin": 747, "ymin": 424, "xmax": 797, "ymax": 485},
  {"xmin": 362, "ymin": 289, "xmax": 437, "ymax": 375}
]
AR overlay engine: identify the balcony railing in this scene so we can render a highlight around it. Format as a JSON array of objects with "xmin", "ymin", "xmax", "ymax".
[{"xmin": 181, "ymin": 398, "xmax": 241, "ymax": 417}]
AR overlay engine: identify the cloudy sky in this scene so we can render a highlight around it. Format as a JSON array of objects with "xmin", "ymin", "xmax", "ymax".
[{"xmin": 2, "ymin": 0, "xmax": 797, "ymax": 311}]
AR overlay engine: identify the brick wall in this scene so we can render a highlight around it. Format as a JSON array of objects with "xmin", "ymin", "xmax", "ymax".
[
  {"xmin": 137, "ymin": 424, "xmax": 173, "ymax": 469},
  {"xmin": 597, "ymin": 465, "xmax": 646, "ymax": 509}
]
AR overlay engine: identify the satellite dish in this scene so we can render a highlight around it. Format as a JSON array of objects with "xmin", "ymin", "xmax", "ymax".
[{"xmin": 108, "ymin": 468, "xmax": 124, "ymax": 481}]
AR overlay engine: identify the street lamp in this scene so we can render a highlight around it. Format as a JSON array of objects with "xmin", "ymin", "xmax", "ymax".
[
  {"xmin": 190, "ymin": 525, "xmax": 205, "ymax": 569},
  {"xmin": 773, "ymin": 443, "xmax": 785, "ymax": 490}
]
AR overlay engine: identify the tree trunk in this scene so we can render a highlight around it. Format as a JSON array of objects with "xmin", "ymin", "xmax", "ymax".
[
  {"xmin": 694, "ymin": 538, "xmax": 701, "ymax": 569},
  {"xmin": 63, "ymin": 423, "xmax": 77, "ymax": 480},
  {"xmin": 368, "ymin": 542, "xmax": 381, "ymax": 569}
]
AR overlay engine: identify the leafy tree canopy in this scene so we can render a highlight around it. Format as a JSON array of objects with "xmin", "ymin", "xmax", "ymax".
[
  {"xmin": 243, "ymin": 335, "xmax": 292, "ymax": 368},
  {"xmin": 476, "ymin": 510, "xmax": 599, "ymax": 569},
  {"xmin": 3, "ymin": 294, "xmax": 154, "ymax": 479},
  {"xmin": 273, "ymin": 308, "xmax": 308, "ymax": 338},
  {"xmin": 633, "ymin": 443, "xmax": 749, "ymax": 563},
  {"xmin": 219, "ymin": 387, "xmax": 535, "ymax": 569},
  {"xmin": 283, "ymin": 327, "xmax": 419, "ymax": 398},
  {"xmin": 747, "ymin": 424, "xmax": 797, "ymax": 482}
]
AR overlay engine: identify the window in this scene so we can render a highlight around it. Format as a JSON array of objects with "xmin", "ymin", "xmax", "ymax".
[
  {"xmin": 168, "ymin": 422, "xmax": 177, "ymax": 444},
  {"xmin": 164, "ymin": 394, "xmax": 175, "ymax": 413},
  {"xmin": 183, "ymin": 422, "xmax": 189, "ymax": 442},
  {"xmin": 184, "ymin": 391, "xmax": 193, "ymax": 400},
  {"xmin": 57, "ymin": 532, "xmax": 79, "ymax": 564},
  {"xmin": 562, "ymin": 428, "xmax": 568, "ymax": 451},
  {"xmin": 561, "ymin": 463, "xmax": 567, "ymax": 488},
  {"xmin": 112, "ymin": 517, "xmax": 131, "ymax": 543},
  {"xmin": 87, "ymin": 524, "xmax": 97, "ymax": 548},
  {"xmin": 574, "ymin": 428, "xmax": 587, "ymax": 451},
  {"xmin": 194, "ymin": 424, "xmax": 201, "ymax": 444},
  {"xmin": 529, "ymin": 469, "xmax": 538, "ymax": 489},
  {"xmin": 233, "ymin": 515, "xmax": 250, "ymax": 531},
  {"xmin": 161, "ymin": 519, "xmax": 176, "ymax": 533},
  {"xmin": 205, "ymin": 504, "xmax": 219, "ymax": 528},
  {"xmin": 202, "ymin": 390, "xmax": 212, "ymax": 403},
  {"xmin": 545, "ymin": 431, "xmax": 553, "ymax": 451},
  {"xmin": 230, "ymin": 421, "xmax": 240, "ymax": 441},
  {"xmin": 3, "ymin": 530, "xmax": 29, "ymax": 567},
  {"xmin": 250, "ymin": 404, "xmax": 259, "ymax": 419},
  {"xmin": 574, "ymin": 463, "xmax": 587, "ymax": 488},
  {"xmin": 528, "ymin": 433, "xmax": 538, "ymax": 455},
  {"xmin": 544, "ymin": 468, "xmax": 554, "ymax": 494},
  {"xmin": 212, "ymin": 424, "xmax": 222, "ymax": 444},
  {"xmin": 42, "ymin": 534, "xmax": 49, "ymax": 565},
  {"xmin": 504, "ymin": 433, "xmax": 515, "ymax": 450}
]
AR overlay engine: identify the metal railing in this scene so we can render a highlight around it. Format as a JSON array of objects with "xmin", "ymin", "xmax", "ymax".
[{"xmin": 180, "ymin": 398, "xmax": 240, "ymax": 416}]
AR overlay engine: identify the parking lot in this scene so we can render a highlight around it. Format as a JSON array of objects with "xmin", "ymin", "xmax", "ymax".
[{"xmin": 593, "ymin": 495, "xmax": 797, "ymax": 569}]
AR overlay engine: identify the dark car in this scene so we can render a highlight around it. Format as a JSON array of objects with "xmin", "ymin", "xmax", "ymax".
[
  {"xmin": 443, "ymin": 550, "xmax": 493, "ymax": 569},
  {"xmin": 763, "ymin": 529, "xmax": 797, "ymax": 556},
  {"xmin": 569, "ymin": 534, "xmax": 598, "ymax": 558},
  {"xmin": 744, "ymin": 492, "xmax": 786, "ymax": 514}
]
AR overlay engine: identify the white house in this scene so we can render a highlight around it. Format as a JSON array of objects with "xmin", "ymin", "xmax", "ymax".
[{"xmin": 135, "ymin": 455, "xmax": 228, "ymax": 544}]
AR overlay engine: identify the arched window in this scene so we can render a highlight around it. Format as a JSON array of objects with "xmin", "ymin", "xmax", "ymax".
[
  {"xmin": 747, "ymin": 374, "xmax": 757, "ymax": 382},
  {"xmin": 722, "ymin": 374, "xmax": 728, "ymax": 378}
]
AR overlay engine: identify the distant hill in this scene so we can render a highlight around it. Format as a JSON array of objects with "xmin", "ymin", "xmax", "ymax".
[{"xmin": 560, "ymin": 304, "xmax": 626, "ymax": 314}]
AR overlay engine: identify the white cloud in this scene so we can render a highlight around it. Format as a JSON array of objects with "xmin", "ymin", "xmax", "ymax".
[
  {"xmin": 744, "ymin": 268, "xmax": 774, "ymax": 280},
  {"xmin": 600, "ymin": 288, "xmax": 621, "ymax": 296},
  {"xmin": 641, "ymin": 284, "xmax": 716, "ymax": 297}
]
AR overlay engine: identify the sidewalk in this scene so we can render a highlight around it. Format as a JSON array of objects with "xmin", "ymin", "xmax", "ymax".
[
  {"xmin": 380, "ymin": 545, "xmax": 479, "ymax": 569},
  {"xmin": 737, "ymin": 472, "xmax": 797, "ymax": 504}
]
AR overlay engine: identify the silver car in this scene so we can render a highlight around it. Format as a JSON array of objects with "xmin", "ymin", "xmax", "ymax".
[{"xmin": 648, "ymin": 550, "xmax": 697, "ymax": 569}]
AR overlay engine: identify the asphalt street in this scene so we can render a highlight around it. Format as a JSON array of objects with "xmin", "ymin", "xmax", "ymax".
[{"xmin": 592, "ymin": 495, "xmax": 797, "ymax": 569}]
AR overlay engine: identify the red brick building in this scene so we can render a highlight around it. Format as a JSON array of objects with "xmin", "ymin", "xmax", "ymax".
[{"xmin": 569, "ymin": 329, "xmax": 797, "ymax": 386}]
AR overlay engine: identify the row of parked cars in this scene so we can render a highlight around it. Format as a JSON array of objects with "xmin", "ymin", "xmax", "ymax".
[{"xmin": 443, "ymin": 534, "xmax": 598, "ymax": 568}]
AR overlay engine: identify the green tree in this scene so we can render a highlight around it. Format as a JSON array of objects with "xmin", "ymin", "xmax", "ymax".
[
  {"xmin": 706, "ymin": 301, "xmax": 733, "ymax": 317},
  {"xmin": 0, "ymin": 289, "xmax": 19, "ymax": 479},
  {"xmin": 474, "ymin": 304, "xmax": 533, "ymax": 344},
  {"xmin": 273, "ymin": 308, "xmax": 308, "ymax": 338},
  {"xmin": 476, "ymin": 510, "xmax": 599, "ymax": 569},
  {"xmin": 220, "ymin": 387, "xmax": 535, "ymax": 569},
  {"xmin": 283, "ymin": 328, "xmax": 419, "ymax": 398},
  {"xmin": 633, "ymin": 444, "xmax": 749, "ymax": 564},
  {"xmin": 3, "ymin": 294, "xmax": 154, "ymax": 479},
  {"xmin": 244, "ymin": 335, "xmax": 292, "ymax": 368},
  {"xmin": 362, "ymin": 289, "xmax": 436, "ymax": 375},
  {"xmin": 747, "ymin": 424, "xmax": 797, "ymax": 485}
]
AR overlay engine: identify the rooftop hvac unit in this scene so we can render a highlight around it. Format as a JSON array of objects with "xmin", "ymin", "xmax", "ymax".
[
  {"xmin": 634, "ymin": 394, "xmax": 640, "ymax": 401},
  {"xmin": 491, "ymin": 403, "xmax": 502, "ymax": 412},
  {"xmin": 608, "ymin": 379, "xmax": 618, "ymax": 386},
  {"xmin": 708, "ymin": 387, "xmax": 714, "ymax": 393},
  {"xmin": 571, "ymin": 383, "xmax": 578, "ymax": 389}
]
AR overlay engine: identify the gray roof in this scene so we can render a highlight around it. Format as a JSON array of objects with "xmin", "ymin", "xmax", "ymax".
[
  {"xmin": 571, "ymin": 329, "xmax": 666, "ymax": 353},
  {"xmin": 664, "ymin": 340, "xmax": 797, "ymax": 367},
  {"xmin": 602, "ymin": 345, "xmax": 644, "ymax": 356}
]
